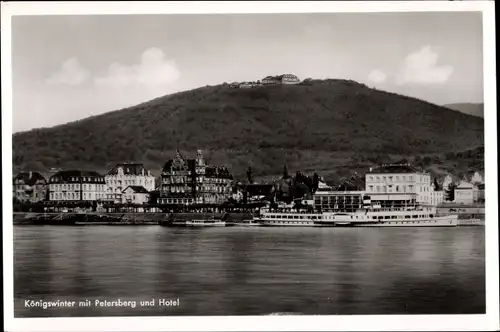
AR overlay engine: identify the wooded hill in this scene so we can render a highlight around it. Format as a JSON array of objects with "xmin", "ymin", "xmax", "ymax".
[{"xmin": 13, "ymin": 79, "xmax": 484, "ymax": 182}]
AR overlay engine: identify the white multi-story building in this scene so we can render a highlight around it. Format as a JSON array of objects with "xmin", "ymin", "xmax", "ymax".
[
  {"xmin": 48, "ymin": 170, "xmax": 107, "ymax": 202},
  {"xmin": 470, "ymin": 171, "xmax": 484, "ymax": 184},
  {"xmin": 105, "ymin": 163, "xmax": 155, "ymax": 204},
  {"xmin": 454, "ymin": 181, "xmax": 474, "ymax": 204},
  {"xmin": 122, "ymin": 186, "xmax": 150, "ymax": 205},
  {"xmin": 430, "ymin": 190, "xmax": 445, "ymax": 206},
  {"xmin": 313, "ymin": 190, "xmax": 366, "ymax": 212},
  {"xmin": 365, "ymin": 164, "xmax": 435, "ymax": 205}
]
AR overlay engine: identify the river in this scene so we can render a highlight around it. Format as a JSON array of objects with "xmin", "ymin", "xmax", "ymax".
[{"xmin": 13, "ymin": 225, "xmax": 485, "ymax": 317}]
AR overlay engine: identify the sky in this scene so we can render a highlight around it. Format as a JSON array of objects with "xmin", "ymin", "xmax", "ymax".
[{"xmin": 11, "ymin": 12, "xmax": 483, "ymax": 133}]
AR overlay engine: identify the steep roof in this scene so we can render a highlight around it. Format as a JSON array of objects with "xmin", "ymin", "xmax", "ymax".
[
  {"xmin": 107, "ymin": 163, "xmax": 150, "ymax": 176},
  {"xmin": 162, "ymin": 159, "xmax": 196, "ymax": 173},
  {"xmin": 123, "ymin": 185, "xmax": 149, "ymax": 194},
  {"xmin": 13, "ymin": 172, "xmax": 46, "ymax": 186},
  {"xmin": 205, "ymin": 165, "xmax": 233, "ymax": 179},
  {"xmin": 368, "ymin": 164, "xmax": 421, "ymax": 174},
  {"xmin": 49, "ymin": 170, "xmax": 105, "ymax": 183},
  {"xmin": 246, "ymin": 184, "xmax": 273, "ymax": 196},
  {"xmin": 161, "ymin": 150, "xmax": 233, "ymax": 180},
  {"xmin": 162, "ymin": 149, "xmax": 197, "ymax": 173},
  {"xmin": 337, "ymin": 174, "xmax": 366, "ymax": 191},
  {"xmin": 456, "ymin": 181, "xmax": 473, "ymax": 189}
]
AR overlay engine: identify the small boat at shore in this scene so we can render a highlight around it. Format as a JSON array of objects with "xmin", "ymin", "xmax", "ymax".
[
  {"xmin": 187, "ymin": 219, "xmax": 226, "ymax": 227},
  {"xmin": 235, "ymin": 219, "xmax": 261, "ymax": 227},
  {"xmin": 171, "ymin": 217, "xmax": 226, "ymax": 227}
]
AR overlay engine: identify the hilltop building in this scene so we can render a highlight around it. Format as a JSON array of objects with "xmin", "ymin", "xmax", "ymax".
[
  {"xmin": 262, "ymin": 74, "xmax": 300, "ymax": 85},
  {"xmin": 48, "ymin": 170, "xmax": 107, "ymax": 202},
  {"xmin": 160, "ymin": 149, "xmax": 233, "ymax": 205},
  {"xmin": 13, "ymin": 171, "xmax": 47, "ymax": 203},
  {"xmin": 105, "ymin": 163, "xmax": 155, "ymax": 203},
  {"xmin": 229, "ymin": 74, "xmax": 300, "ymax": 88}
]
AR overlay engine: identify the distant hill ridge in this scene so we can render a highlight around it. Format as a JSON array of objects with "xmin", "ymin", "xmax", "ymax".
[
  {"xmin": 13, "ymin": 79, "xmax": 484, "ymax": 181},
  {"xmin": 444, "ymin": 103, "xmax": 484, "ymax": 118}
]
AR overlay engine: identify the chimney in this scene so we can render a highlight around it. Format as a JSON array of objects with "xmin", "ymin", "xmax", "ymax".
[{"xmin": 369, "ymin": 167, "xmax": 373, "ymax": 172}]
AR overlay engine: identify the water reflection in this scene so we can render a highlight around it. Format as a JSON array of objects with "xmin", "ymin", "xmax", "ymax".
[{"xmin": 14, "ymin": 226, "xmax": 485, "ymax": 317}]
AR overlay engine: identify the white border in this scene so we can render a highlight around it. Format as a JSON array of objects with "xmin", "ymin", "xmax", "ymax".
[{"xmin": 2, "ymin": 1, "xmax": 498, "ymax": 332}]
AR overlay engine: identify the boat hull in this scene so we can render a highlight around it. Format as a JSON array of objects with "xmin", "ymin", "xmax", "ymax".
[
  {"xmin": 258, "ymin": 220, "xmax": 319, "ymax": 227},
  {"xmin": 352, "ymin": 217, "xmax": 458, "ymax": 227},
  {"xmin": 170, "ymin": 221, "xmax": 226, "ymax": 227},
  {"xmin": 185, "ymin": 223, "xmax": 226, "ymax": 227},
  {"xmin": 235, "ymin": 223, "xmax": 262, "ymax": 227}
]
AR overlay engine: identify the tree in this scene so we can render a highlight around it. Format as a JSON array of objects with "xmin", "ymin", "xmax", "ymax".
[
  {"xmin": 312, "ymin": 173, "xmax": 319, "ymax": 193},
  {"xmin": 283, "ymin": 165, "xmax": 289, "ymax": 179},
  {"xmin": 433, "ymin": 177, "xmax": 440, "ymax": 191},
  {"xmin": 445, "ymin": 183, "xmax": 457, "ymax": 201},
  {"xmin": 246, "ymin": 166, "xmax": 253, "ymax": 184}
]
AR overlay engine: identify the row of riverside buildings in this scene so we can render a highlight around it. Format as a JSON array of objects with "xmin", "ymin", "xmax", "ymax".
[
  {"xmin": 13, "ymin": 153, "xmax": 485, "ymax": 209},
  {"xmin": 313, "ymin": 164, "xmax": 485, "ymax": 212},
  {"xmin": 13, "ymin": 149, "xmax": 233, "ymax": 207}
]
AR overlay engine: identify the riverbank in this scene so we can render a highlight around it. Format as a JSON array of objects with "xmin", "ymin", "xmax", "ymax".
[
  {"xmin": 13, "ymin": 212, "xmax": 254, "ymax": 226},
  {"xmin": 13, "ymin": 210, "xmax": 486, "ymax": 227}
]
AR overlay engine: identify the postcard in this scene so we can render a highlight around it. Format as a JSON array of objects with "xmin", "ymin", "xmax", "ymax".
[{"xmin": 2, "ymin": 1, "xmax": 498, "ymax": 331}]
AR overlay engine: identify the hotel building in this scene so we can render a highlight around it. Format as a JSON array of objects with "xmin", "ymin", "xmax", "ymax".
[
  {"xmin": 365, "ymin": 164, "xmax": 434, "ymax": 205},
  {"xmin": 160, "ymin": 149, "xmax": 233, "ymax": 205},
  {"xmin": 105, "ymin": 163, "xmax": 155, "ymax": 203},
  {"xmin": 13, "ymin": 171, "xmax": 47, "ymax": 203},
  {"xmin": 313, "ymin": 163, "xmax": 445, "ymax": 211},
  {"xmin": 48, "ymin": 170, "xmax": 107, "ymax": 202},
  {"xmin": 262, "ymin": 74, "xmax": 300, "ymax": 85}
]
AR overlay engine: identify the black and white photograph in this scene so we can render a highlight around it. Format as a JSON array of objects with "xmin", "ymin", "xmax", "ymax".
[{"xmin": 2, "ymin": 1, "xmax": 498, "ymax": 331}]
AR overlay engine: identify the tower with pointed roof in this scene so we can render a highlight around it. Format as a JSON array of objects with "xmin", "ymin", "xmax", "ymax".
[{"xmin": 159, "ymin": 148, "xmax": 233, "ymax": 205}]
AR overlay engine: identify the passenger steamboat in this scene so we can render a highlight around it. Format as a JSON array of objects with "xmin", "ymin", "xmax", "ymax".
[
  {"xmin": 317, "ymin": 207, "xmax": 458, "ymax": 227},
  {"xmin": 254, "ymin": 204, "xmax": 458, "ymax": 227}
]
